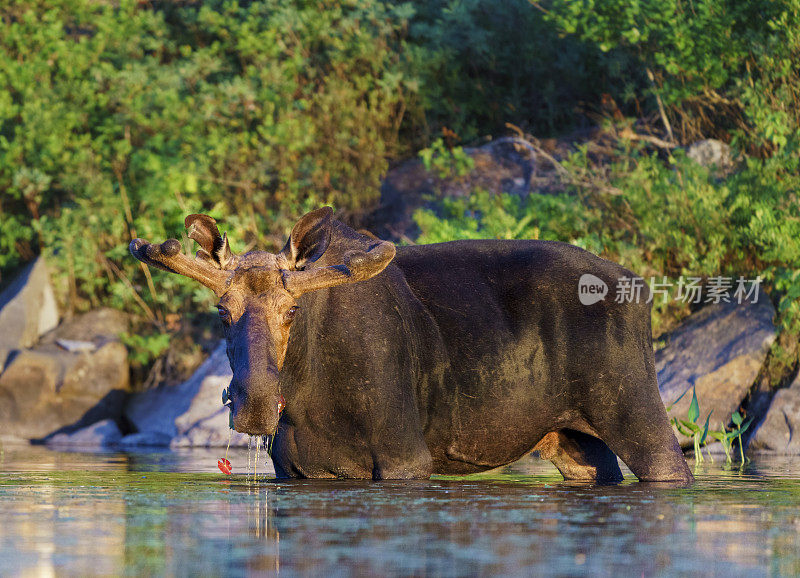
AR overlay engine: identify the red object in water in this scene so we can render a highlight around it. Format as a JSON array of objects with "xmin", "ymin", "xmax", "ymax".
[
  {"xmin": 217, "ymin": 458, "xmax": 232, "ymax": 475},
  {"xmin": 278, "ymin": 395, "xmax": 286, "ymax": 414}
]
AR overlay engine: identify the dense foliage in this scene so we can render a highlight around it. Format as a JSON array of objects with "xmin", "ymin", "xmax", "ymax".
[
  {"xmin": 1, "ymin": 0, "xmax": 799, "ymax": 377},
  {"xmin": 0, "ymin": 0, "xmax": 416, "ymax": 316},
  {"xmin": 413, "ymin": 0, "xmax": 800, "ymax": 377},
  {"xmin": 539, "ymin": 0, "xmax": 800, "ymax": 150}
]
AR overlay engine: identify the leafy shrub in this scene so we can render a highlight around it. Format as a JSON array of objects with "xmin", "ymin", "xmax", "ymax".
[
  {"xmin": 418, "ymin": 138, "xmax": 475, "ymax": 179},
  {"xmin": 538, "ymin": 0, "xmax": 800, "ymax": 149},
  {"xmin": 0, "ymin": 0, "xmax": 416, "ymax": 318},
  {"xmin": 401, "ymin": 0, "xmax": 632, "ymax": 140},
  {"xmin": 2, "ymin": 0, "xmax": 800, "ymax": 384}
]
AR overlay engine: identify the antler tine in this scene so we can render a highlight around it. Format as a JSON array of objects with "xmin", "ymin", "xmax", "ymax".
[
  {"xmin": 129, "ymin": 237, "xmax": 232, "ymax": 296},
  {"xmin": 282, "ymin": 240, "xmax": 395, "ymax": 297}
]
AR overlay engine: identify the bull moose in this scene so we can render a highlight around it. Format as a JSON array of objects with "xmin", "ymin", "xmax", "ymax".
[{"xmin": 130, "ymin": 207, "xmax": 692, "ymax": 483}]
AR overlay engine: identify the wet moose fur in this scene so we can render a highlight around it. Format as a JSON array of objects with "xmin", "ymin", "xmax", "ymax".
[{"xmin": 130, "ymin": 208, "xmax": 692, "ymax": 483}]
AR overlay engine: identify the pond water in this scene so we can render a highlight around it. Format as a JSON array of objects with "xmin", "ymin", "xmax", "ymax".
[{"xmin": 1, "ymin": 443, "xmax": 799, "ymax": 577}]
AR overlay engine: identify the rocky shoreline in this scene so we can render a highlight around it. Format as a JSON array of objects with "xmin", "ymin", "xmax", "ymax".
[
  {"xmin": 1, "ymin": 248, "xmax": 797, "ymax": 457},
  {"xmin": 1, "ymin": 141, "xmax": 797, "ymax": 456}
]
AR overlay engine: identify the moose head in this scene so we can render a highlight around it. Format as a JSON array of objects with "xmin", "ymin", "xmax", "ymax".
[{"xmin": 129, "ymin": 207, "xmax": 395, "ymax": 435}]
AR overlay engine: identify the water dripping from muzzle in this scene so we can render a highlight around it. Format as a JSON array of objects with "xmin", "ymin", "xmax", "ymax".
[
  {"xmin": 247, "ymin": 436, "xmax": 252, "ymax": 479},
  {"xmin": 264, "ymin": 436, "xmax": 271, "ymax": 478}
]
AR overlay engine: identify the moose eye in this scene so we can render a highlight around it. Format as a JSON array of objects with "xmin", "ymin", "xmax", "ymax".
[
  {"xmin": 284, "ymin": 305, "xmax": 299, "ymax": 324},
  {"xmin": 217, "ymin": 305, "xmax": 231, "ymax": 324}
]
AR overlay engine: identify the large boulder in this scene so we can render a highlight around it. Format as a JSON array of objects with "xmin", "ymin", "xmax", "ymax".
[
  {"xmin": 656, "ymin": 298, "xmax": 777, "ymax": 446},
  {"xmin": 748, "ymin": 374, "xmax": 800, "ymax": 454},
  {"xmin": 0, "ymin": 257, "xmax": 59, "ymax": 372},
  {"xmin": 366, "ymin": 137, "xmax": 545, "ymax": 241},
  {"xmin": 0, "ymin": 341, "xmax": 129, "ymax": 440},
  {"xmin": 46, "ymin": 419, "xmax": 123, "ymax": 449},
  {"xmin": 687, "ymin": 139, "xmax": 734, "ymax": 174},
  {"xmin": 123, "ymin": 341, "xmax": 249, "ymax": 447},
  {"xmin": 40, "ymin": 307, "xmax": 128, "ymax": 346}
]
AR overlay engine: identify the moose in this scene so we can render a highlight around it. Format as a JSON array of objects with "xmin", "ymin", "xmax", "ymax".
[{"xmin": 130, "ymin": 207, "xmax": 692, "ymax": 483}]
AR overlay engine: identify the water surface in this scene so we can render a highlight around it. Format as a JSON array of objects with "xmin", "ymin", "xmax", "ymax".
[{"xmin": 1, "ymin": 443, "xmax": 799, "ymax": 576}]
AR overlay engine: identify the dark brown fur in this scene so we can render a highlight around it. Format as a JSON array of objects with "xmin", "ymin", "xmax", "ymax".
[{"xmin": 131, "ymin": 209, "xmax": 693, "ymax": 484}]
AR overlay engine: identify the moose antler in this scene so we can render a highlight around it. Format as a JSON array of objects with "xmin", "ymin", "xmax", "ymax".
[
  {"xmin": 129, "ymin": 237, "xmax": 232, "ymax": 296},
  {"xmin": 281, "ymin": 240, "xmax": 396, "ymax": 297},
  {"xmin": 185, "ymin": 214, "xmax": 237, "ymax": 269}
]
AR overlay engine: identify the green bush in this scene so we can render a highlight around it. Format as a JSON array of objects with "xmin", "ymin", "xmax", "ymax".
[
  {"xmin": 538, "ymin": 0, "xmax": 800, "ymax": 149},
  {"xmin": 401, "ymin": 0, "xmax": 632, "ymax": 140},
  {"xmin": 1, "ymin": 0, "xmax": 799, "ymax": 386},
  {"xmin": 0, "ymin": 0, "xmax": 417, "ymax": 317}
]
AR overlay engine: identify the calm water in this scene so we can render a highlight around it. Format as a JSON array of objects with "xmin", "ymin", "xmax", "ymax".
[{"xmin": 1, "ymin": 443, "xmax": 799, "ymax": 577}]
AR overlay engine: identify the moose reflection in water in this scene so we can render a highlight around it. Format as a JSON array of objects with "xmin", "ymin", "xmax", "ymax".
[
  {"xmin": 1, "ymin": 448, "xmax": 799, "ymax": 576},
  {"xmin": 130, "ymin": 207, "xmax": 692, "ymax": 483}
]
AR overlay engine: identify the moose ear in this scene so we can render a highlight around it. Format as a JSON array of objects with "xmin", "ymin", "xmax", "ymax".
[
  {"xmin": 280, "ymin": 207, "xmax": 333, "ymax": 270},
  {"xmin": 185, "ymin": 214, "xmax": 235, "ymax": 269}
]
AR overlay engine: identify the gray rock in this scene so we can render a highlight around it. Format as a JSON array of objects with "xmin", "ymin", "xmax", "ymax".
[
  {"xmin": 0, "ymin": 341, "xmax": 130, "ymax": 439},
  {"xmin": 118, "ymin": 431, "xmax": 174, "ymax": 447},
  {"xmin": 41, "ymin": 308, "xmax": 128, "ymax": 346},
  {"xmin": 749, "ymin": 374, "xmax": 800, "ymax": 454},
  {"xmin": 657, "ymin": 298, "xmax": 777, "ymax": 447},
  {"xmin": 46, "ymin": 419, "xmax": 122, "ymax": 448},
  {"xmin": 366, "ymin": 137, "xmax": 541, "ymax": 241},
  {"xmin": 56, "ymin": 339, "xmax": 97, "ymax": 353},
  {"xmin": 687, "ymin": 139, "xmax": 734, "ymax": 174},
  {"xmin": 125, "ymin": 341, "xmax": 250, "ymax": 448},
  {"xmin": 0, "ymin": 257, "xmax": 59, "ymax": 371}
]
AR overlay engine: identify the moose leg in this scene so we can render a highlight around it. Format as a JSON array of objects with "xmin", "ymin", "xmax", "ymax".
[
  {"xmin": 533, "ymin": 429, "xmax": 623, "ymax": 483},
  {"xmin": 597, "ymin": 418, "xmax": 693, "ymax": 484},
  {"xmin": 585, "ymin": 380, "xmax": 693, "ymax": 484}
]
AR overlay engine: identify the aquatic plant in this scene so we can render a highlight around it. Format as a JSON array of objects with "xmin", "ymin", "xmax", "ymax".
[
  {"xmin": 706, "ymin": 413, "xmax": 752, "ymax": 466},
  {"xmin": 671, "ymin": 386, "xmax": 712, "ymax": 463},
  {"xmin": 730, "ymin": 411, "xmax": 754, "ymax": 464},
  {"xmin": 707, "ymin": 422, "xmax": 737, "ymax": 463},
  {"xmin": 667, "ymin": 385, "xmax": 754, "ymax": 466}
]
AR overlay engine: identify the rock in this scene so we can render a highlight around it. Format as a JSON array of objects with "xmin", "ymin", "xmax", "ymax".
[
  {"xmin": 4, "ymin": 308, "xmax": 132, "ymax": 441},
  {"xmin": 41, "ymin": 307, "xmax": 128, "ymax": 346},
  {"xmin": 0, "ymin": 257, "xmax": 59, "ymax": 371},
  {"xmin": 687, "ymin": 139, "xmax": 734, "ymax": 173},
  {"xmin": 367, "ymin": 137, "xmax": 541, "ymax": 241},
  {"xmin": 657, "ymin": 298, "xmax": 777, "ymax": 447},
  {"xmin": 118, "ymin": 431, "xmax": 174, "ymax": 447},
  {"xmin": 56, "ymin": 339, "xmax": 97, "ymax": 353},
  {"xmin": 124, "ymin": 341, "xmax": 250, "ymax": 447},
  {"xmin": 748, "ymin": 374, "xmax": 800, "ymax": 454},
  {"xmin": 0, "ymin": 341, "xmax": 130, "ymax": 439},
  {"xmin": 46, "ymin": 419, "xmax": 122, "ymax": 448}
]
